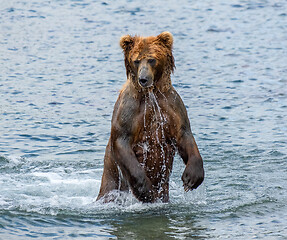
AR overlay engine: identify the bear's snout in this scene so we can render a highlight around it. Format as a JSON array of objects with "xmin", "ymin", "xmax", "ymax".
[{"xmin": 138, "ymin": 64, "xmax": 153, "ymax": 88}]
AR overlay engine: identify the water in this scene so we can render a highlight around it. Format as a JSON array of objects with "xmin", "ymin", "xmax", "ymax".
[{"xmin": 0, "ymin": 0, "xmax": 286, "ymax": 239}]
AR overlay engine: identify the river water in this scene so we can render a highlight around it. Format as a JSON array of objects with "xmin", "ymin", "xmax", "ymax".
[{"xmin": 1, "ymin": 0, "xmax": 287, "ymax": 239}]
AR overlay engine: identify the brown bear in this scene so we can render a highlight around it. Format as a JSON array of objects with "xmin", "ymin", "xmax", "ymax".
[{"xmin": 97, "ymin": 32, "xmax": 204, "ymax": 203}]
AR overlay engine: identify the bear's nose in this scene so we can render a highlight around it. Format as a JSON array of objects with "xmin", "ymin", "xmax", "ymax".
[{"xmin": 139, "ymin": 78, "xmax": 148, "ymax": 87}]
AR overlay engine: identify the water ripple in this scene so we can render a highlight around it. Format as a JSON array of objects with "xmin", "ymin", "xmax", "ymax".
[{"xmin": 1, "ymin": 0, "xmax": 287, "ymax": 239}]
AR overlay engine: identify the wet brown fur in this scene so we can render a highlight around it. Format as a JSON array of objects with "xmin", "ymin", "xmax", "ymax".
[{"xmin": 97, "ymin": 32, "xmax": 204, "ymax": 203}]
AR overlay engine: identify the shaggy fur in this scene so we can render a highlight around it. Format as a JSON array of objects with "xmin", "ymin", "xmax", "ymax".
[{"xmin": 97, "ymin": 32, "xmax": 204, "ymax": 203}]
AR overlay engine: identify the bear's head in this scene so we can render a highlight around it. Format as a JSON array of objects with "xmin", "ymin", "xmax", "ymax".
[{"xmin": 120, "ymin": 32, "xmax": 175, "ymax": 91}]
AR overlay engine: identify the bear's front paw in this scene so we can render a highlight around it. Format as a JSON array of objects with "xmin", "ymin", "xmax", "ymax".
[{"xmin": 181, "ymin": 163, "xmax": 204, "ymax": 192}]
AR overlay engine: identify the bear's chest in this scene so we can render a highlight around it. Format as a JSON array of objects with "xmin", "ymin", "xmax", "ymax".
[
  {"xmin": 132, "ymin": 98, "xmax": 171, "ymax": 147},
  {"xmin": 131, "ymin": 99, "xmax": 176, "ymax": 175}
]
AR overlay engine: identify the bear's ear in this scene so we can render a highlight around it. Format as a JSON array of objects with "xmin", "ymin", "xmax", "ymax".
[
  {"xmin": 120, "ymin": 35, "xmax": 134, "ymax": 52},
  {"xmin": 157, "ymin": 31, "xmax": 173, "ymax": 49}
]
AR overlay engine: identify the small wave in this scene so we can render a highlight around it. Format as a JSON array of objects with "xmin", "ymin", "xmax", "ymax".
[
  {"xmin": 217, "ymin": 195, "xmax": 278, "ymax": 217},
  {"xmin": 0, "ymin": 155, "xmax": 27, "ymax": 168}
]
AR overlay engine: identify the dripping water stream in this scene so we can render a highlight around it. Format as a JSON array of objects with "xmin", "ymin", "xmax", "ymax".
[{"xmin": 144, "ymin": 91, "xmax": 170, "ymax": 191}]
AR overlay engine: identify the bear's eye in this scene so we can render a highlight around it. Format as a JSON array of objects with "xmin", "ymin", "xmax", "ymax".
[
  {"xmin": 148, "ymin": 58, "xmax": 156, "ymax": 66},
  {"xmin": 133, "ymin": 60, "xmax": 140, "ymax": 66}
]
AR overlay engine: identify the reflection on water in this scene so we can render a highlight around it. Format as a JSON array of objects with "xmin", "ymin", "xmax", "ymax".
[
  {"xmin": 109, "ymin": 214, "xmax": 201, "ymax": 239},
  {"xmin": 1, "ymin": 0, "xmax": 287, "ymax": 239},
  {"xmin": 105, "ymin": 204, "xmax": 210, "ymax": 239}
]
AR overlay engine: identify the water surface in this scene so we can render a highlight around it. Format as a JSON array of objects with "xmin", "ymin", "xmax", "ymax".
[{"xmin": 1, "ymin": 0, "xmax": 287, "ymax": 239}]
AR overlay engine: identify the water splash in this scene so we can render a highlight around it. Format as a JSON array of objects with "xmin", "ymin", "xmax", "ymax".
[{"xmin": 140, "ymin": 95, "xmax": 149, "ymax": 167}]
